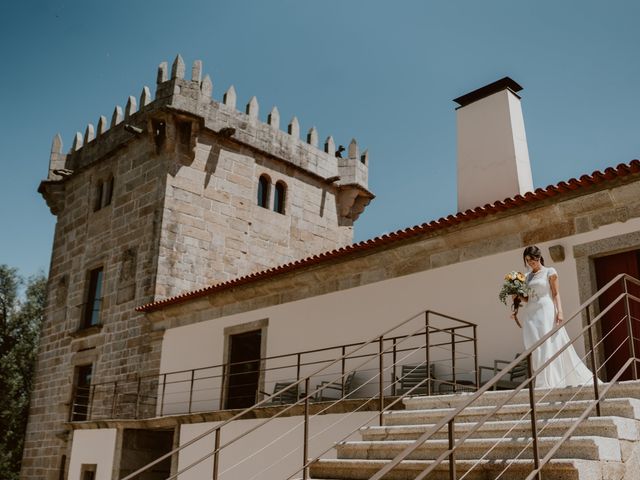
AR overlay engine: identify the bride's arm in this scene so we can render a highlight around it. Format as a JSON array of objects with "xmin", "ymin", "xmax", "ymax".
[{"xmin": 549, "ymin": 273, "xmax": 564, "ymax": 324}]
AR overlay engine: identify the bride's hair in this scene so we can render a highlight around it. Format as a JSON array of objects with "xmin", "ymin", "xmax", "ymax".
[{"xmin": 523, "ymin": 245, "xmax": 545, "ymax": 266}]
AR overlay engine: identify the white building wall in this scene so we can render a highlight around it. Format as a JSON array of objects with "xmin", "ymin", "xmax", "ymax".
[
  {"xmin": 178, "ymin": 413, "xmax": 372, "ymax": 480},
  {"xmin": 67, "ymin": 429, "xmax": 118, "ymax": 480},
  {"xmin": 159, "ymin": 216, "xmax": 640, "ymax": 412}
]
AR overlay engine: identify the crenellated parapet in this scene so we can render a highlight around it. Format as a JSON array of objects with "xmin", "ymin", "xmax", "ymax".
[{"xmin": 40, "ymin": 55, "xmax": 374, "ymax": 221}]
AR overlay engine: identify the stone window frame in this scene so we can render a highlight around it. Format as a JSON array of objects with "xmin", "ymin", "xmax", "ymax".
[
  {"xmin": 221, "ymin": 318, "xmax": 269, "ymax": 409},
  {"xmin": 573, "ymin": 230, "xmax": 640, "ymax": 378}
]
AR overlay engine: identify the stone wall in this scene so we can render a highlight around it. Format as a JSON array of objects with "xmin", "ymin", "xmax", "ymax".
[
  {"xmin": 25, "ymin": 55, "xmax": 372, "ymax": 479},
  {"xmin": 155, "ymin": 129, "xmax": 353, "ymax": 298},
  {"xmin": 23, "ymin": 130, "xmax": 166, "ymax": 479}
]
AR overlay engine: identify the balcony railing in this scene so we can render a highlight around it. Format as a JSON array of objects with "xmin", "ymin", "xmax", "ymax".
[{"xmin": 70, "ymin": 311, "xmax": 479, "ymax": 423}]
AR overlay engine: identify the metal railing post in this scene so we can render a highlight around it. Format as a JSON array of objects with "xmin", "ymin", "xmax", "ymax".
[
  {"xmin": 212, "ymin": 428, "xmax": 220, "ymax": 480},
  {"xmin": 624, "ymin": 278, "xmax": 638, "ymax": 379},
  {"xmin": 303, "ymin": 377, "xmax": 311, "ymax": 480},
  {"xmin": 392, "ymin": 338, "xmax": 397, "ymax": 396},
  {"xmin": 448, "ymin": 419, "xmax": 456, "ymax": 480},
  {"xmin": 341, "ymin": 346, "xmax": 346, "ymax": 397},
  {"xmin": 527, "ymin": 354, "xmax": 541, "ymax": 480},
  {"xmin": 473, "ymin": 325, "xmax": 479, "ymax": 390},
  {"xmin": 586, "ymin": 307, "xmax": 601, "ymax": 416},
  {"xmin": 425, "ymin": 312, "xmax": 431, "ymax": 395},
  {"xmin": 219, "ymin": 364, "xmax": 226, "ymax": 410},
  {"xmin": 88, "ymin": 385, "xmax": 95, "ymax": 421},
  {"xmin": 379, "ymin": 336, "xmax": 384, "ymax": 425},
  {"xmin": 451, "ymin": 328, "xmax": 456, "ymax": 393},
  {"xmin": 160, "ymin": 374, "xmax": 167, "ymax": 416},
  {"xmin": 188, "ymin": 370, "xmax": 195, "ymax": 414},
  {"xmin": 297, "ymin": 352, "xmax": 302, "ymax": 399}
]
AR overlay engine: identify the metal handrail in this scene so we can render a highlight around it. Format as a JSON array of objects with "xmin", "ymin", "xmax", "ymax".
[
  {"xmin": 78, "ymin": 316, "xmax": 473, "ymax": 420},
  {"xmin": 120, "ymin": 309, "xmax": 477, "ymax": 480},
  {"xmin": 166, "ymin": 312, "xmax": 475, "ymax": 480},
  {"xmin": 369, "ymin": 273, "xmax": 640, "ymax": 480},
  {"xmin": 171, "ymin": 314, "xmax": 477, "ymax": 480}
]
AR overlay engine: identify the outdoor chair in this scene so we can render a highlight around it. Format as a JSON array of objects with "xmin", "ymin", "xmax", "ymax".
[
  {"xmin": 396, "ymin": 364, "xmax": 438, "ymax": 396},
  {"xmin": 479, "ymin": 354, "xmax": 529, "ymax": 390},
  {"xmin": 314, "ymin": 371, "xmax": 357, "ymax": 401},
  {"xmin": 261, "ymin": 381, "xmax": 302, "ymax": 405}
]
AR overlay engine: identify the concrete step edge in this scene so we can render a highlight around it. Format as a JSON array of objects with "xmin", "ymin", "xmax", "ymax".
[
  {"xmin": 364, "ymin": 415, "xmax": 639, "ymax": 440},
  {"xmin": 390, "ymin": 396, "xmax": 640, "ymax": 417}
]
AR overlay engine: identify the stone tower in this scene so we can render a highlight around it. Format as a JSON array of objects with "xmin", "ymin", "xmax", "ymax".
[{"xmin": 23, "ymin": 55, "xmax": 373, "ymax": 479}]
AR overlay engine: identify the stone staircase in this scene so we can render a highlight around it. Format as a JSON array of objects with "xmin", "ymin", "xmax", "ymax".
[{"xmin": 309, "ymin": 381, "xmax": 640, "ymax": 480}]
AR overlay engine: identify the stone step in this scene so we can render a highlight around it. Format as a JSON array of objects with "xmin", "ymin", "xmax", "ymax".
[
  {"xmin": 384, "ymin": 397, "xmax": 640, "ymax": 425},
  {"xmin": 401, "ymin": 380, "xmax": 640, "ymax": 411},
  {"xmin": 336, "ymin": 436, "xmax": 621, "ymax": 462},
  {"xmin": 309, "ymin": 458, "xmax": 622, "ymax": 480},
  {"xmin": 362, "ymin": 415, "xmax": 640, "ymax": 442}
]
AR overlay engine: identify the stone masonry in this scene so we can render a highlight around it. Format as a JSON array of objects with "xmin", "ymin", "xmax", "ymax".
[{"xmin": 24, "ymin": 55, "xmax": 373, "ymax": 479}]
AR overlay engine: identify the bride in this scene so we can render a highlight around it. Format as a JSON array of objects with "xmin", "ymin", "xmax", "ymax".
[{"xmin": 513, "ymin": 246, "xmax": 595, "ymax": 388}]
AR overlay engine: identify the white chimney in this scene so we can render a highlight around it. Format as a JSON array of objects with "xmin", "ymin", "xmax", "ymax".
[{"xmin": 454, "ymin": 77, "xmax": 533, "ymax": 212}]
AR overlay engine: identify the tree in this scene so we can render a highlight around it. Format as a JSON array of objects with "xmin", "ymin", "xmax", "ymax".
[{"xmin": 0, "ymin": 265, "xmax": 47, "ymax": 480}]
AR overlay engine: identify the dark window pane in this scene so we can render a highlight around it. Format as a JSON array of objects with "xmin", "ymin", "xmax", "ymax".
[
  {"xmin": 103, "ymin": 177, "xmax": 114, "ymax": 207},
  {"xmin": 177, "ymin": 121, "xmax": 191, "ymax": 146},
  {"xmin": 257, "ymin": 176, "xmax": 269, "ymax": 208},
  {"xmin": 72, "ymin": 365, "xmax": 93, "ymax": 421},
  {"xmin": 94, "ymin": 182, "xmax": 103, "ymax": 212},
  {"xmin": 83, "ymin": 268, "xmax": 104, "ymax": 328},
  {"xmin": 274, "ymin": 182, "xmax": 286, "ymax": 214}
]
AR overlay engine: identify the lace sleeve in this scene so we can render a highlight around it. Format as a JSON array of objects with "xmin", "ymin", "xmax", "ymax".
[{"xmin": 547, "ymin": 266, "xmax": 558, "ymax": 278}]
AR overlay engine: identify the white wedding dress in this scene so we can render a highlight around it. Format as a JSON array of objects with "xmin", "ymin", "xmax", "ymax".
[{"xmin": 520, "ymin": 266, "xmax": 594, "ymax": 388}]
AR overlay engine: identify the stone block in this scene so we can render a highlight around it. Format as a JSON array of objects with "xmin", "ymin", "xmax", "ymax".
[
  {"xmin": 521, "ymin": 221, "xmax": 575, "ymax": 245},
  {"xmin": 589, "ymin": 206, "xmax": 629, "ymax": 229},
  {"xmin": 548, "ymin": 244, "xmax": 566, "ymax": 262},
  {"xmin": 558, "ymin": 190, "xmax": 613, "ymax": 216},
  {"xmin": 460, "ymin": 234, "xmax": 521, "ymax": 261},
  {"xmin": 575, "ymin": 215, "xmax": 592, "ymax": 234}
]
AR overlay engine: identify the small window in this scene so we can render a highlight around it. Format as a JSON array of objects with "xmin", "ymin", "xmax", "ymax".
[
  {"xmin": 152, "ymin": 119, "xmax": 167, "ymax": 153},
  {"xmin": 257, "ymin": 175, "xmax": 270, "ymax": 208},
  {"xmin": 82, "ymin": 267, "xmax": 104, "ymax": 329},
  {"xmin": 177, "ymin": 121, "xmax": 192, "ymax": 146},
  {"xmin": 93, "ymin": 176, "xmax": 114, "ymax": 211},
  {"xmin": 71, "ymin": 365, "xmax": 93, "ymax": 421},
  {"xmin": 103, "ymin": 176, "xmax": 114, "ymax": 207},
  {"xmin": 94, "ymin": 181, "xmax": 103, "ymax": 212},
  {"xmin": 274, "ymin": 182, "xmax": 286, "ymax": 214},
  {"xmin": 80, "ymin": 464, "xmax": 96, "ymax": 480}
]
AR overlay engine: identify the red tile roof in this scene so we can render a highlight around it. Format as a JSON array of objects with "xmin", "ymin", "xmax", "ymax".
[{"xmin": 137, "ymin": 160, "xmax": 640, "ymax": 313}]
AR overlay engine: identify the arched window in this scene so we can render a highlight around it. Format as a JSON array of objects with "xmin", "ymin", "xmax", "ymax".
[
  {"xmin": 257, "ymin": 175, "xmax": 270, "ymax": 208},
  {"xmin": 274, "ymin": 181, "xmax": 286, "ymax": 214}
]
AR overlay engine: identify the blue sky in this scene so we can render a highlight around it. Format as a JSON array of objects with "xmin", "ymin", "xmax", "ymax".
[{"xmin": 1, "ymin": 1, "xmax": 639, "ymax": 278}]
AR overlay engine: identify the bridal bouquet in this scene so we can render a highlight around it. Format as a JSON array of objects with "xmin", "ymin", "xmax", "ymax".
[{"xmin": 498, "ymin": 271, "xmax": 530, "ymax": 307}]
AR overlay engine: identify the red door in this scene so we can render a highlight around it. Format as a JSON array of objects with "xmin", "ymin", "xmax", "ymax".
[{"xmin": 594, "ymin": 250, "xmax": 640, "ymax": 381}]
